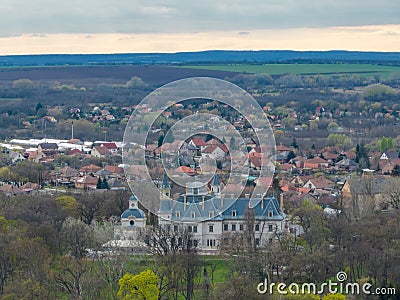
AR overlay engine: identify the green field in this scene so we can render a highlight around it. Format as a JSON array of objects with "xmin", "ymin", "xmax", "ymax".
[
  {"xmin": 0, "ymin": 97, "xmax": 21, "ymax": 101},
  {"xmin": 180, "ymin": 63, "xmax": 400, "ymax": 79}
]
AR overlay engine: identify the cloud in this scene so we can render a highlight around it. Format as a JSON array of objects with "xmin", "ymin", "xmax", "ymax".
[
  {"xmin": 1, "ymin": 25, "xmax": 400, "ymax": 55},
  {"xmin": 139, "ymin": 5, "xmax": 178, "ymax": 15},
  {"xmin": 29, "ymin": 34, "xmax": 47, "ymax": 38},
  {"xmin": 0, "ymin": 0, "xmax": 399, "ymax": 36}
]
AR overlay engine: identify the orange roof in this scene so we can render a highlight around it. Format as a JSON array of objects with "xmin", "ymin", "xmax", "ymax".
[
  {"xmin": 174, "ymin": 166, "xmax": 195, "ymax": 174},
  {"xmin": 190, "ymin": 138, "xmax": 207, "ymax": 147},
  {"xmin": 277, "ymin": 144, "xmax": 291, "ymax": 152},
  {"xmin": 80, "ymin": 164, "xmax": 101, "ymax": 173},
  {"xmin": 104, "ymin": 165, "xmax": 124, "ymax": 174}
]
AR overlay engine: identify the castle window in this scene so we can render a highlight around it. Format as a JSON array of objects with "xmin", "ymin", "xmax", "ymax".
[
  {"xmin": 231, "ymin": 224, "xmax": 236, "ymax": 231},
  {"xmin": 268, "ymin": 224, "xmax": 273, "ymax": 232},
  {"xmin": 223, "ymin": 224, "xmax": 228, "ymax": 231},
  {"xmin": 188, "ymin": 226, "xmax": 192, "ymax": 232},
  {"xmin": 239, "ymin": 224, "xmax": 244, "ymax": 231},
  {"xmin": 255, "ymin": 224, "xmax": 260, "ymax": 231},
  {"xmin": 174, "ymin": 225, "xmax": 178, "ymax": 232},
  {"xmin": 193, "ymin": 226, "xmax": 197, "ymax": 233},
  {"xmin": 129, "ymin": 220, "xmax": 135, "ymax": 226},
  {"xmin": 209, "ymin": 225, "xmax": 214, "ymax": 233}
]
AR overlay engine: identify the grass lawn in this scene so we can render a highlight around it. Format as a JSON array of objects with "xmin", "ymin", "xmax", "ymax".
[{"xmin": 178, "ymin": 63, "xmax": 400, "ymax": 79}]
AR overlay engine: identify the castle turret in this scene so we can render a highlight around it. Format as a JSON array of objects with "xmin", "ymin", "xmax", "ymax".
[
  {"xmin": 121, "ymin": 195, "xmax": 146, "ymax": 228},
  {"xmin": 160, "ymin": 170, "xmax": 171, "ymax": 198},
  {"xmin": 211, "ymin": 173, "xmax": 221, "ymax": 194}
]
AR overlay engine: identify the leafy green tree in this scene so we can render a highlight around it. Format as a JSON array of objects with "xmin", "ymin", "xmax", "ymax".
[
  {"xmin": 97, "ymin": 177, "xmax": 102, "ymax": 189},
  {"xmin": 326, "ymin": 134, "xmax": 351, "ymax": 149},
  {"xmin": 158, "ymin": 135, "xmax": 164, "ymax": 147},
  {"xmin": 379, "ymin": 136, "xmax": 394, "ymax": 152},
  {"xmin": 327, "ymin": 121, "xmax": 339, "ymax": 131},
  {"xmin": 286, "ymin": 150, "xmax": 296, "ymax": 163},
  {"xmin": 118, "ymin": 270, "xmax": 159, "ymax": 300},
  {"xmin": 355, "ymin": 144, "xmax": 369, "ymax": 169},
  {"xmin": 35, "ymin": 102, "xmax": 43, "ymax": 114},
  {"xmin": 56, "ymin": 195, "xmax": 79, "ymax": 217},
  {"xmin": 291, "ymin": 138, "xmax": 299, "ymax": 149},
  {"xmin": 392, "ymin": 164, "xmax": 400, "ymax": 177},
  {"xmin": 364, "ymin": 83, "xmax": 395, "ymax": 99},
  {"xmin": 102, "ymin": 178, "xmax": 109, "ymax": 190},
  {"xmin": 322, "ymin": 294, "xmax": 346, "ymax": 300}
]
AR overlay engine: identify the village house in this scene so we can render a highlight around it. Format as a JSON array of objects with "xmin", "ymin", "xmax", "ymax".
[
  {"xmin": 303, "ymin": 176, "xmax": 335, "ymax": 194},
  {"xmin": 304, "ymin": 156, "xmax": 329, "ymax": 170},
  {"xmin": 91, "ymin": 146, "xmax": 111, "ymax": 158},
  {"xmin": 201, "ymin": 144, "xmax": 227, "ymax": 160},
  {"xmin": 37, "ymin": 143, "xmax": 59, "ymax": 157}
]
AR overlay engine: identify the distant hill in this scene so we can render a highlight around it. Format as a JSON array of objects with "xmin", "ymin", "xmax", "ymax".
[{"xmin": 1, "ymin": 50, "xmax": 400, "ymax": 67}]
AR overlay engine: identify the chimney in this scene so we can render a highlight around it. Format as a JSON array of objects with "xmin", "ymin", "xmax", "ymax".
[
  {"xmin": 202, "ymin": 196, "xmax": 205, "ymax": 210},
  {"xmin": 220, "ymin": 194, "xmax": 224, "ymax": 207},
  {"xmin": 184, "ymin": 195, "xmax": 187, "ymax": 210},
  {"xmin": 245, "ymin": 193, "xmax": 250, "ymax": 198},
  {"xmin": 261, "ymin": 197, "xmax": 264, "ymax": 210},
  {"xmin": 279, "ymin": 193, "xmax": 284, "ymax": 214}
]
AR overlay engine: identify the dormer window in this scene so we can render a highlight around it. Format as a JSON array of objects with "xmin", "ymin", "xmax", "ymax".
[
  {"xmin": 232, "ymin": 210, "xmax": 237, "ymax": 217},
  {"xmin": 209, "ymin": 211, "xmax": 214, "ymax": 218},
  {"xmin": 191, "ymin": 212, "xmax": 195, "ymax": 218},
  {"xmin": 268, "ymin": 210, "xmax": 273, "ymax": 217},
  {"xmin": 176, "ymin": 211, "xmax": 180, "ymax": 218}
]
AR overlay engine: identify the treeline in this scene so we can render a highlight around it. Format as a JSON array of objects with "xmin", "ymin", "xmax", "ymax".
[{"xmin": 2, "ymin": 50, "xmax": 400, "ymax": 66}]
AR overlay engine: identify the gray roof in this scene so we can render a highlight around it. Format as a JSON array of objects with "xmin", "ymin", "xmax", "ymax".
[
  {"xmin": 158, "ymin": 195, "xmax": 284, "ymax": 222},
  {"xmin": 161, "ymin": 171, "xmax": 170, "ymax": 189},
  {"xmin": 121, "ymin": 209, "xmax": 145, "ymax": 219},
  {"xmin": 212, "ymin": 174, "xmax": 220, "ymax": 186},
  {"xmin": 38, "ymin": 143, "xmax": 58, "ymax": 149}
]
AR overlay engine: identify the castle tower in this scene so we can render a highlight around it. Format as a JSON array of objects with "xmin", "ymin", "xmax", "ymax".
[
  {"xmin": 211, "ymin": 173, "xmax": 221, "ymax": 194},
  {"xmin": 121, "ymin": 195, "xmax": 146, "ymax": 228},
  {"xmin": 160, "ymin": 170, "xmax": 171, "ymax": 198}
]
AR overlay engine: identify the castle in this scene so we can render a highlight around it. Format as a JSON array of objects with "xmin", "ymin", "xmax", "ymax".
[
  {"xmin": 157, "ymin": 172, "xmax": 287, "ymax": 254},
  {"xmin": 111, "ymin": 172, "xmax": 286, "ymax": 254}
]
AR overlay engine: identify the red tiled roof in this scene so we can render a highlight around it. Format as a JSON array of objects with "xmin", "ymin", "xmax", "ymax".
[
  {"xmin": 306, "ymin": 156, "xmax": 328, "ymax": 164},
  {"xmin": 277, "ymin": 144, "xmax": 291, "ymax": 152},
  {"xmin": 80, "ymin": 164, "xmax": 101, "ymax": 173},
  {"xmin": 93, "ymin": 146, "xmax": 111, "ymax": 156},
  {"xmin": 190, "ymin": 138, "xmax": 207, "ymax": 147},
  {"xmin": 104, "ymin": 165, "xmax": 124, "ymax": 174},
  {"xmin": 101, "ymin": 142, "xmax": 117, "ymax": 150}
]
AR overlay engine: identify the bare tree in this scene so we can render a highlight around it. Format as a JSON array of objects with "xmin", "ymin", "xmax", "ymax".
[
  {"xmin": 383, "ymin": 177, "xmax": 400, "ymax": 210},
  {"xmin": 142, "ymin": 225, "xmax": 201, "ymax": 300}
]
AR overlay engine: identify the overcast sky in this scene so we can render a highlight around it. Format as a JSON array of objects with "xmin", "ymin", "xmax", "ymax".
[{"xmin": 1, "ymin": 0, "xmax": 399, "ymax": 54}]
